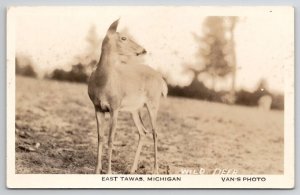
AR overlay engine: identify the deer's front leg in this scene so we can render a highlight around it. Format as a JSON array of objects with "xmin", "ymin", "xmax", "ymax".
[
  {"xmin": 95, "ymin": 110, "xmax": 105, "ymax": 174},
  {"xmin": 107, "ymin": 109, "xmax": 119, "ymax": 174}
]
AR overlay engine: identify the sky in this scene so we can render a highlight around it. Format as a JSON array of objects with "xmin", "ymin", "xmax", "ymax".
[{"xmin": 12, "ymin": 6, "xmax": 294, "ymax": 93}]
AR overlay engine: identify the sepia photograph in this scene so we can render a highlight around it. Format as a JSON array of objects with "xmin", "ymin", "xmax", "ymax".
[{"xmin": 7, "ymin": 6, "xmax": 294, "ymax": 188}]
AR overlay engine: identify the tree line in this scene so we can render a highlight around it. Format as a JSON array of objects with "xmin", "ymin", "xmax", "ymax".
[{"xmin": 15, "ymin": 18, "xmax": 284, "ymax": 110}]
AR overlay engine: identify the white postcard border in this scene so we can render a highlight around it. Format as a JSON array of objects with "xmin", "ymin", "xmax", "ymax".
[{"xmin": 6, "ymin": 6, "xmax": 295, "ymax": 189}]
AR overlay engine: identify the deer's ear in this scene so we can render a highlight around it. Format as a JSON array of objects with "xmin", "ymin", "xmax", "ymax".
[{"xmin": 107, "ymin": 19, "xmax": 119, "ymax": 34}]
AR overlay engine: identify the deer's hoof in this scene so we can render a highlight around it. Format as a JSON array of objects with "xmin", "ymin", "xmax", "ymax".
[
  {"xmin": 153, "ymin": 168, "xmax": 159, "ymax": 175},
  {"xmin": 95, "ymin": 169, "xmax": 102, "ymax": 174}
]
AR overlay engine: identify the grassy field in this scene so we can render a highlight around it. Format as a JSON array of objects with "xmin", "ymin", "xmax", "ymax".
[{"xmin": 15, "ymin": 76, "xmax": 284, "ymax": 174}]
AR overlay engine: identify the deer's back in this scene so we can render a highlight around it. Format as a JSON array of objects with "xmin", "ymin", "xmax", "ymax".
[{"xmin": 115, "ymin": 64, "xmax": 164, "ymax": 111}]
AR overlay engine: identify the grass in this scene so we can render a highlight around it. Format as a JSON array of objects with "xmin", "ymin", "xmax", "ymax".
[{"xmin": 15, "ymin": 76, "xmax": 284, "ymax": 174}]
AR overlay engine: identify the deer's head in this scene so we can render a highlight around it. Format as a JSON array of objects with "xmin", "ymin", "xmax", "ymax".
[{"xmin": 103, "ymin": 19, "xmax": 147, "ymax": 57}]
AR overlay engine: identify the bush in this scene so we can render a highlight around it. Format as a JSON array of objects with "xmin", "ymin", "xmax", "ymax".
[
  {"xmin": 49, "ymin": 63, "xmax": 88, "ymax": 83},
  {"xmin": 15, "ymin": 57, "xmax": 37, "ymax": 78},
  {"xmin": 235, "ymin": 89, "xmax": 284, "ymax": 110},
  {"xmin": 168, "ymin": 77, "xmax": 284, "ymax": 110},
  {"xmin": 168, "ymin": 78, "xmax": 221, "ymax": 102}
]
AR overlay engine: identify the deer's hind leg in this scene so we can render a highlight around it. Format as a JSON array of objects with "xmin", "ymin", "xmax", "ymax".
[
  {"xmin": 130, "ymin": 110, "xmax": 147, "ymax": 174},
  {"xmin": 95, "ymin": 109, "xmax": 105, "ymax": 174},
  {"xmin": 146, "ymin": 102, "xmax": 159, "ymax": 174}
]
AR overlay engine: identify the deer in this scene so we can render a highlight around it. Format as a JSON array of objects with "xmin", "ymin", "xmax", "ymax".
[{"xmin": 88, "ymin": 19, "xmax": 168, "ymax": 174}]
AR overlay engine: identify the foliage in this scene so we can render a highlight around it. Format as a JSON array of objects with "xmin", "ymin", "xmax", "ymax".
[
  {"xmin": 49, "ymin": 63, "xmax": 88, "ymax": 83},
  {"xmin": 235, "ymin": 79, "xmax": 284, "ymax": 110},
  {"xmin": 189, "ymin": 16, "xmax": 235, "ymax": 90},
  {"xmin": 168, "ymin": 78, "xmax": 284, "ymax": 110},
  {"xmin": 168, "ymin": 77, "xmax": 221, "ymax": 102},
  {"xmin": 15, "ymin": 56, "xmax": 37, "ymax": 78}
]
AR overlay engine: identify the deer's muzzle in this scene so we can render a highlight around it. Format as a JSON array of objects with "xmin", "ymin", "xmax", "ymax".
[{"xmin": 136, "ymin": 49, "xmax": 147, "ymax": 56}]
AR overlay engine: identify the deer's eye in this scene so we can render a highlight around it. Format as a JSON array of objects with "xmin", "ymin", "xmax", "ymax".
[{"xmin": 121, "ymin": 37, "xmax": 127, "ymax": 41}]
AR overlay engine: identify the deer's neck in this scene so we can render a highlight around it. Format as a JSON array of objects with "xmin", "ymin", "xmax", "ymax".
[
  {"xmin": 96, "ymin": 46, "xmax": 119, "ymax": 73},
  {"xmin": 92, "ymin": 48, "xmax": 119, "ymax": 88}
]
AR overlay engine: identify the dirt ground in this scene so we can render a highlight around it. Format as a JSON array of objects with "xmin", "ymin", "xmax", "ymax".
[{"xmin": 15, "ymin": 76, "xmax": 284, "ymax": 174}]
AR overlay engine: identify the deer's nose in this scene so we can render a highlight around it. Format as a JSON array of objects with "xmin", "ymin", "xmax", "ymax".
[
  {"xmin": 136, "ymin": 49, "xmax": 147, "ymax": 56},
  {"xmin": 141, "ymin": 49, "xmax": 147, "ymax": 54}
]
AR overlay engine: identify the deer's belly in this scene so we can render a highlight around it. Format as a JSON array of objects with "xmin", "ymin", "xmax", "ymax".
[{"xmin": 119, "ymin": 95, "xmax": 146, "ymax": 111}]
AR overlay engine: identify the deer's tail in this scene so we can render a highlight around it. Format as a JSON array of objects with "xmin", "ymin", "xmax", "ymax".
[{"xmin": 161, "ymin": 79, "xmax": 168, "ymax": 98}]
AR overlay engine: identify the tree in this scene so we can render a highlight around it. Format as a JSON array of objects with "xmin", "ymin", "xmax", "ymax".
[
  {"xmin": 225, "ymin": 17, "xmax": 238, "ymax": 103},
  {"xmin": 73, "ymin": 25, "xmax": 102, "ymax": 75},
  {"xmin": 188, "ymin": 16, "xmax": 237, "ymax": 93}
]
